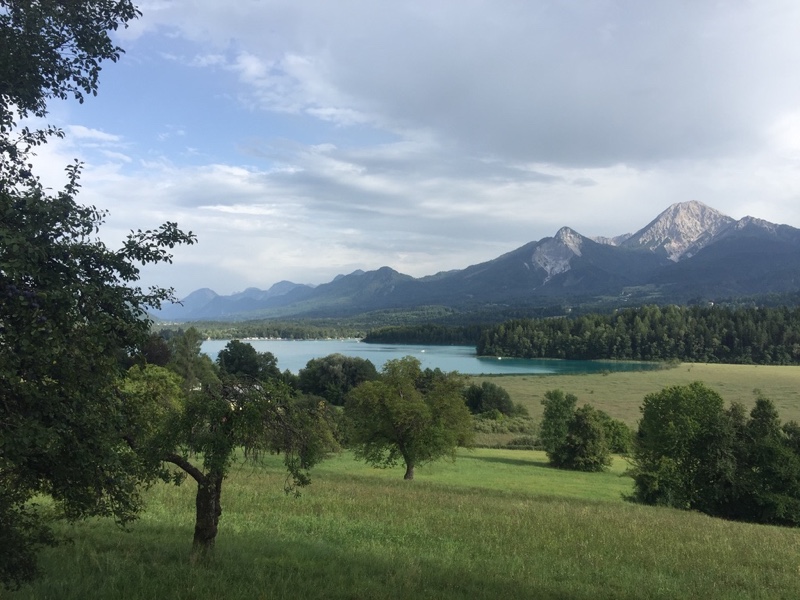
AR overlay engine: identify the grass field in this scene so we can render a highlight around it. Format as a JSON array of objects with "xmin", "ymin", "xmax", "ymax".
[
  {"xmin": 10, "ymin": 448, "xmax": 800, "ymax": 600},
  {"xmin": 472, "ymin": 362, "xmax": 800, "ymax": 426}
]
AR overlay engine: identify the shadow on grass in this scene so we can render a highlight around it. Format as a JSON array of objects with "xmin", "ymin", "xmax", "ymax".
[{"xmin": 460, "ymin": 453, "xmax": 552, "ymax": 469}]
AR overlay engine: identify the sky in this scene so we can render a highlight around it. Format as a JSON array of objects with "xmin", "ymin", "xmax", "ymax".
[{"xmin": 30, "ymin": 0, "xmax": 800, "ymax": 298}]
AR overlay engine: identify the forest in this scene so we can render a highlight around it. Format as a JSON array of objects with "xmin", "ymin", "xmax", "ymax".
[
  {"xmin": 361, "ymin": 324, "xmax": 484, "ymax": 345},
  {"xmin": 477, "ymin": 304, "xmax": 800, "ymax": 364}
]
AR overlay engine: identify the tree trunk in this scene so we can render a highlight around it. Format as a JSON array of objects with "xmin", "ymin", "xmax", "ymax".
[
  {"xmin": 404, "ymin": 461, "xmax": 415, "ymax": 480},
  {"xmin": 191, "ymin": 471, "xmax": 223, "ymax": 562}
]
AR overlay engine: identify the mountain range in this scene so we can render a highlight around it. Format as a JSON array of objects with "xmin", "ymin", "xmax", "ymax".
[{"xmin": 154, "ymin": 201, "xmax": 800, "ymax": 321}]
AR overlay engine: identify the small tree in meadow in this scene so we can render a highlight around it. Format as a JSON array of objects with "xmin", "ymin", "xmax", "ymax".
[
  {"xmin": 540, "ymin": 389, "xmax": 578, "ymax": 459},
  {"xmin": 553, "ymin": 405, "xmax": 612, "ymax": 472},
  {"xmin": 463, "ymin": 381, "xmax": 515, "ymax": 416},
  {"xmin": 345, "ymin": 357, "xmax": 473, "ymax": 480}
]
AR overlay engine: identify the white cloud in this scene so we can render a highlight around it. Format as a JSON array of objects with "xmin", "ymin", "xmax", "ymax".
[
  {"xmin": 124, "ymin": 1, "xmax": 800, "ymax": 163},
  {"xmin": 24, "ymin": 1, "xmax": 800, "ymax": 297},
  {"xmin": 68, "ymin": 125, "xmax": 121, "ymax": 142},
  {"xmin": 100, "ymin": 150, "xmax": 133, "ymax": 163}
]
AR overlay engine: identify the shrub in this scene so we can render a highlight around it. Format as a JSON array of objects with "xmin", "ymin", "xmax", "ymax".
[
  {"xmin": 506, "ymin": 436, "xmax": 538, "ymax": 450},
  {"xmin": 472, "ymin": 415, "xmax": 535, "ymax": 435}
]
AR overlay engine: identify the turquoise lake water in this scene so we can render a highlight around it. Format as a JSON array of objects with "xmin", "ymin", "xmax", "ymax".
[{"xmin": 201, "ymin": 339, "xmax": 660, "ymax": 376}]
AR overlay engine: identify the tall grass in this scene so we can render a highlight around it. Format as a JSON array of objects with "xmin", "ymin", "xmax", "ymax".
[{"xmin": 10, "ymin": 449, "xmax": 800, "ymax": 599}]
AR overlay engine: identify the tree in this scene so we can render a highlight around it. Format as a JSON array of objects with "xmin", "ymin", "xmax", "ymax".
[
  {"xmin": 297, "ymin": 353, "xmax": 378, "ymax": 406},
  {"xmin": 463, "ymin": 381, "xmax": 514, "ymax": 416},
  {"xmin": 164, "ymin": 381, "xmax": 335, "ymax": 559},
  {"xmin": 217, "ymin": 339, "xmax": 281, "ymax": 382},
  {"xmin": 121, "ymin": 336, "xmax": 338, "ymax": 560},
  {"xmin": 631, "ymin": 385, "xmax": 800, "ymax": 526},
  {"xmin": 539, "ymin": 389, "xmax": 577, "ymax": 460},
  {"xmin": 554, "ymin": 405, "xmax": 612, "ymax": 472},
  {"xmin": 166, "ymin": 327, "xmax": 219, "ymax": 394},
  {"xmin": 138, "ymin": 333, "xmax": 173, "ymax": 367},
  {"xmin": 1, "ymin": 0, "xmax": 140, "ymax": 190},
  {"xmin": 630, "ymin": 382, "xmax": 726, "ymax": 508},
  {"xmin": 1, "ymin": 0, "xmax": 139, "ymax": 130},
  {"xmin": 345, "ymin": 357, "xmax": 472, "ymax": 480},
  {"xmin": 726, "ymin": 397, "xmax": 800, "ymax": 526},
  {"xmin": 0, "ymin": 166, "xmax": 195, "ymax": 587},
  {"xmin": 595, "ymin": 410, "xmax": 634, "ymax": 455},
  {"xmin": 0, "ymin": 1, "xmax": 197, "ymax": 587}
]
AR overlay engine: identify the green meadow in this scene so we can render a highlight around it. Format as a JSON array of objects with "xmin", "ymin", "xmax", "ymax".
[
  {"xmin": 11, "ymin": 447, "xmax": 800, "ymax": 600},
  {"xmin": 474, "ymin": 362, "xmax": 800, "ymax": 425},
  {"xmin": 10, "ymin": 363, "xmax": 800, "ymax": 599}
]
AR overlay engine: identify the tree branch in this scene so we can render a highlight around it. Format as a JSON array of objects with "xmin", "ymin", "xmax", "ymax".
[{"xmin": 164, "ymin": 453, "xmax": 206, "ymax": 485}]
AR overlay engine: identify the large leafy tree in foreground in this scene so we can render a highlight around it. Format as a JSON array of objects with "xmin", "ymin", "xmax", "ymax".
[
  {"xmin": 1, "ymin": 166, "xmax": 195, "ymax": 587},
  {"xmin": 631, "ymin": 382, "xmax": 728, "ymax": 509},
  {"xmin": 0, "ymin": 0, "xmax": 196, "ymax": 588},
  {"xmin": 1, "ymin": 0, "xmax": 139, "ymax": 128},
  {"xmin": 345, "ymin": 357, "xmax": 473, "ymax": 480}
]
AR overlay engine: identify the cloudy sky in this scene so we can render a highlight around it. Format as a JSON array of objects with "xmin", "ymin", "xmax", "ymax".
[{"xmin": 33, "ymin": 0, "xmax": 800, "ymax": 298}]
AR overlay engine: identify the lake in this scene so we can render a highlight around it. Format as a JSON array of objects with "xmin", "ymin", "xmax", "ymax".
[{"xmin": 201, "ymin": 339, "xmax": 661, "ymax": 376}]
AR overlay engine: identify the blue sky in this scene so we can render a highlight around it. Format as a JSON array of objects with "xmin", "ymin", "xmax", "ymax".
[{"xmin": 32, "ymin": 0, "xmax": 800, "ymax": 298}]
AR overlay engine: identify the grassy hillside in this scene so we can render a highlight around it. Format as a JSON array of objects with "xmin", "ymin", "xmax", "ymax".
[
  {"xmin": 472, "ymin": 362, "xmax": 800, "ymax": 426},
  {"xmin": 11, "ymin": 449, "xmax": 800, "ymax": 599}
]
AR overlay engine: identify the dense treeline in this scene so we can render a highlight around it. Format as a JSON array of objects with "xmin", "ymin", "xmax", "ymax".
[
  {"xmin": 478, "ymin": 305, "xmax": 800, "ymax": 364},
  {"xmin": 362, "ymin": 324, "xmax": 485, "ymax": 345}
]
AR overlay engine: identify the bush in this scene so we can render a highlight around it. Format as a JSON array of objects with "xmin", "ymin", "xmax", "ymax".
[
  {"xmin": 506, "ymin": 436, "xmax": 538, "ymax": 450},
  {"xmin": 511, "ymin": 403, "xmax": 530, "ymax": 418},
  {"xmin": 472, "ymin": 415, "xmax": 535, "ymax": 435}
]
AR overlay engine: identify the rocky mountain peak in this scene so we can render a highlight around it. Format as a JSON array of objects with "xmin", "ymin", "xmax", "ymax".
[
  {"xmin": 592, "ymin": 233, "xmax": 632, "ymax": 246},
  {"xmin": 734, "ymin": 215, "xmax": 778, "ymax": 233},
  {"xmin": 622, "ymin": 200, "xmax": 734, "ymax": 261},
  {"xmin": 530, "ymin": 227, "xmax": 586, "ymax": 282},
  {"xmin": 554, "ymin": 226, "xmax": 584, "ymax": 255}
]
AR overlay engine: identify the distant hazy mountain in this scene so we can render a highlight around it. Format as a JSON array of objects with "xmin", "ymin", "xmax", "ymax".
[
  {"xmin": 152, "ymin": 201, "xmax": 800, "ymax": 321},
  {"xmin": 155, "ymin": 280, "xmax": 314, "ymax": 321}
]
